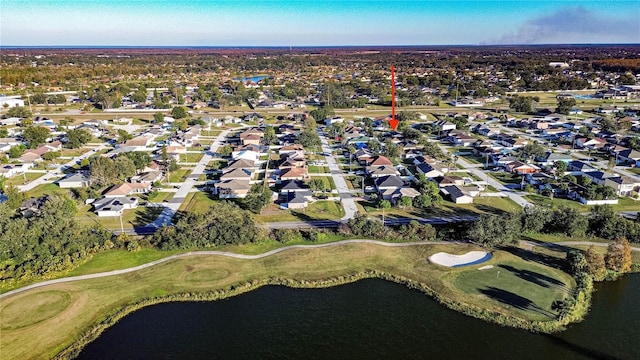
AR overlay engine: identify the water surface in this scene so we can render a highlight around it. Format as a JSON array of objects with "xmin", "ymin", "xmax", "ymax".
[{"xmin": 77, "ymin": 275, "xmax": 640, "ymax": 360}]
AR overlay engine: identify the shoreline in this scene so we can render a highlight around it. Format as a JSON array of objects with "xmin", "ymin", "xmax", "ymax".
[{"xmin": 54, "ymin": 270, "xmax": 587, "ymax": 359}]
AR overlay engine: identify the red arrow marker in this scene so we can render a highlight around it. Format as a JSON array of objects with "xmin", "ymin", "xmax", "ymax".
[
  {"xmin": 389, "ymin": 118, "xmax": 399, "ymax": 131},
  {"xmin": 389, "ymin": 65, "xmax": 398, "ymax": 131}
]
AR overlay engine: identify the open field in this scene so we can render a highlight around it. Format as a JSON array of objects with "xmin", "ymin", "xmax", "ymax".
[
  {"xmin": 254, "ymin": 200, "xmax": 345, "ymax": 223},
  {"xmin": 178, "ymin": 191, "xmax": 217, "ymax": 213},
  {"xmin": 167, "ymin": 169, "xmax": 191, "ymax": 183},
  {"xmin": 25, "ymin": 183, "xmax": 72, "ymax": 198},
  {"xmin": 5, "ymin": 172, "xmax": 44, "ymax": 187},
  {"xmin": 526, "ymin": 194, "xmax": 640, "ymax": 212},
  {"xmin": 0, "ymin": 242, "xmax": 574, "ymax": 360},
  {"xmin": 361, "ymin": 196, "xmax": 521, "ymax": 219}
]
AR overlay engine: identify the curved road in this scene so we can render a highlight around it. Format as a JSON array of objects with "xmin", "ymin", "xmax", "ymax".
[
  {"xmin": 3, "ymin": 239, "xmax": 638, "ymax": 299},
  {"xmin": 0, "ymin": 239, "xmax": 449, "ymax": 299}
]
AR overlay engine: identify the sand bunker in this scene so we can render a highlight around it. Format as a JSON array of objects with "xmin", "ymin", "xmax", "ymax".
[{"xmin": 429, "ymin": 251, "xmax": 492, "ymax": 268}]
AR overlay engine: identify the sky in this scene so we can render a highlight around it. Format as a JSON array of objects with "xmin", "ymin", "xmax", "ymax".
[{"xmin": 1, "ymin": 0, "xmax": 639, "ymax": 46}]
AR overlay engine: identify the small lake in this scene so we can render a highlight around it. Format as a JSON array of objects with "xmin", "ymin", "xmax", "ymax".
[{"xmin": 77, "ymin": 275, "xmax": 640, "ymax": 359}]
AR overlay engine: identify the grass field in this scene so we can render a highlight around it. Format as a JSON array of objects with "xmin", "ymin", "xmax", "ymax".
[
  {"xmin": 254, "ymin": 200, "xmax": 345, "ymax": 223},
  {"xmin": 0, "ymin": 242, "xmax": 575, "ymax": 359},
  {"xmin": 178, "ymin": 191, "xmax": 217, "ymax": 213},
  {"xmin": 308, "ymin": 165, "xmax": 330, "ymax": 173},
  {"xmin": 179, "ymin": 153, "xmax": 204, "ymax": 163},
  {"xmin": 526, "ymin": 194, "xmax": 640, "ymax": 212},
  {"xmin": 361, "ymin": 196, "xmax": 521, "ymax": 220},
  {"xmin": 25, "ymin": 183, "xmax": 71, "ymax": 198},
  {"xmin": 5, "ymin": 172, "xmax": 44, "ymax": 187},
  {"xmin": 167, "ymin": 169, "xmax": 191, "ymax": 183}
]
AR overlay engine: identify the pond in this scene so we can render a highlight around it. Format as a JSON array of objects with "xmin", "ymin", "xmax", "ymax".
[{"xmin": 77, "ymin": 275, "xmax": 640, "ymax": 359}]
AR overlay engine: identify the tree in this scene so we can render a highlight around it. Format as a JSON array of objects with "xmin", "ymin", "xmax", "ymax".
[
  {"xmin": 589, "ymin": 205, "xmax": 627, "ymax": 240},
  {"xmin": 22, "ymin": 126, "xmax": 50, "ymax": 148},
  {"xmin": 65, "ymin": 128, "xmax": 92, "ymax": 148},
  {"xmin": 8, "ymin": 144, "xmax": 26, "ymax": 158},
  {"xmin": 117, "ymin": 129, "xmax": 133, "ymax": 144},
  {"xmin": 467, "ymin": 213, "xmax": 521, "ymax": 248},
  {"xmin": 508, "ymin": 95, "xmax": 533, "ymax": 113},
  {"xmin": 554, "ymin": 160, "xmax": 568, "ymax": 175},
  {"xmin": 383, "ymin": 139, "xmax": 400, "ymax": 159},
  {"xmin": 0, "ymin": 126, "xmax": 8, "ymax": 138},
  {"xmin": 90, "ymin": 156, "xmax": 116, "ymax": 186},
  {"xmin": 548, "ymin": 206, "xmax": 588, "ymax": 237},
  {"xmin": 399, "ymin": 196, "xmax": 413, "ymax": 208},
  {"xmin": 585, "ymin": 245, "xmax": 607, "ymax": 281},
  {"xmin": 263, "ymin": 126, "xmax": 277, "ymax": 145},
  {"xmin": 171, "ymin": 106, "xmax": 187, "ymax": 119},
  {"xmin": 556, "ymin": 98, "xmax": 577, "ymax": 115},
  {"xmin": 114, "ymin": 156, "xmax": 137, "ymax": 181},
  {"xmin": 308, "ymin": 178, "xmax": 325, "ymax": 192},
  {"xmin": 520, "ymin": 205, "xmax": 551, "ymax": 233},
  {"xmin": 168, "ymin": 159, "xmax": 179, "ymax": 172},
  {"xmin": 41, "ymin": 151, "xmax": 61, "ymax": 161},
  {"xmin": 519, "ymin": 142, "xmax": 546, "ymax": 161},
  {"xmin": 120, "ymin": 152, "xmax": 152, "ymax": 171},
  {"xmin": 397, "ymin": 220, "xmax": 437, "ymax": 242},
  {"xmin": 0, "ymin": 175, "xmax": 5, "ymax": 191},
  {"xmin": 310, "ymin": 106, "xmax": 334, "ymax": 123},
  {"xmin": 243, "ymin": 184, "xmax": 271, "ymax": 214},
  {"xmin": 298, "ymin": 128, "xmax": 321, "ymax": 150},
  {"xmin": 604, "ymin": 238, "xmax": 632, "ymax": 274},
  {"xmin": 218, "ymin": 145, "xmax": 233, "ymax": 157},
  {"xmin": 7, "ymin": 106, "xmax": 31, "ymax": 118},
  {"xmin": 153, "ymin": 112, "xmax": 164, "ymax": 124}
]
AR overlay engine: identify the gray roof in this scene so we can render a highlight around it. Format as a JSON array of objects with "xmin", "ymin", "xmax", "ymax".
[
  {"xmin": 58, "ymin": 172, "xmax": 90, "ymax": 184},
  {"xmin": 92, "ymin": 197, "xmax": 137, "ymax": 212},
  {"xmin": 374, "ymin": 175, "xmax": 404, "ymax": 188}
]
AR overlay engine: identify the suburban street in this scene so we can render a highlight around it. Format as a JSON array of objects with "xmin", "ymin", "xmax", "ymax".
[{"xmin": 318, "ymin": 129, "xmax": 358, "ymax": 221}]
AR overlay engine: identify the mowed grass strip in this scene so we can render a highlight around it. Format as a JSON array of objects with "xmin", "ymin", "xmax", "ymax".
[{"xmin": 0, "ymin": 243, "xmax": 574, "ymax": 360}]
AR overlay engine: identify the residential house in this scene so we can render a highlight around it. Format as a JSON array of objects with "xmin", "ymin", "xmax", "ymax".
[
  {"xmin": 605, "ymin": 176, "xmax": 640, "ymax": 197},
  {"xmin": 615, "ymin": 148, "xmax": 640, "ymax": 166},
  {"xmin": 0, "ymin": 163, "xmax": 31, "ymax": 178},
  {"xmin": 130, "ymin": 171, "xmax": 164, "ymax": 184},
  {"xmin": 575, "ymin": 137, "xmax": 608, "ymax": 149},
  {"xmin": 57, "ymin": 172, "xmax": 90, "ymax": 188},
  {"xmin": 280, "ymin": 190, "xmax": 313, "ymax": 209},
  {"xmin": 278, "ymin": 144, "xmax": 305, "ymax": 156},
  {"xmin": 220, "ymin": 168, "xmax": 253, "ymax": 181},
  {"xmin": 506, "ymin": 161, "xmax": 540, "ymax": 175},
  {"xmin": 104, "ymin": 183, "xmax": 152, "ymax": 197},
  {"xmin": 374, "ymin": 175, "xmax": 405, "ymax": 191},
  {"xmin": 567, "ymin": 161, "xmax": 597, "ymax": 173},
  {"xmin": 584, "ymin": 171, "xmax": 608, "ymax": 186},
  {"xmin": 433, "ymin": 120, "xmax": 457, "ymax": 132},
  {"xmin": 231, "ymin": 149, "xmax": 259, "ymax": 162},
  {"xmin": 123, "ymin": 135, "xmax": 155, "ymax": 150},
  {"xmin": 536, "ymin": 152, "xmax": 572, "ymax": 166},
  {"xmin": 379, "ymin": 186, "xmax": 421, "ymax": 204},
  {"xmin": 279, "ymin": 167, "xmax": 309, "ymax": 181},
  {"xmin": 366, "ymin": 155, "xmax": 393, "ymax": 167},
  {"xmin": 92, "ymin": 196, "xmax": 139, "ymax": 217},
  {"xmin": 279, "ymin": 180, "xmax": 310, "ymax": 194},
  {"xmin": 325, "ymin": 116, "xmax": 345, "ymax": 126},
  {"xmin": 436, "ymin": 176, "xmax": 465, "ymax": 188},
  {"xmin": 441, "ymin": 185, "xmax": 475, "ymax": 204},
  {"xmin": 215, "ymin": 179, "xmax": 252, "ymax": 199},
  {"xmin": 226, "ymin": 159, "xmax": 256, "ymax": 171},
  {"xmin": 416, "ymin": 162, "xmax": 445, "ymax": 178},
  {"xmin": 366, "ymin": 165, "xmax": 400, "ymax": 178}
]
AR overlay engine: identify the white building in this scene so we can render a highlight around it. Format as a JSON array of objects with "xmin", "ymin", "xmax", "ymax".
[{"xmin": 0, "ymin": 97, "xmax": 25, "ymax": 108}]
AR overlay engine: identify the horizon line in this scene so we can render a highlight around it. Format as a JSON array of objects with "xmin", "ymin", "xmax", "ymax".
[{"xmin": 2, "ymin": 43, "xmax": 640, "ymax": 49}]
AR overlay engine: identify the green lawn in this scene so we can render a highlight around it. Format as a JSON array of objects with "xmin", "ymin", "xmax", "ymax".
[
  {"xmin": 178, "ymin": 191, "xmax": 218, "ymax": 213},
  {"xmin": 628, "ymin": 168, "xmax": 640, "ymax": 176},
  {"xmin": 361, "ymin": 196, "xmax": 521, "ymax": 220},
  {"xmin": 26, "ymin": 183, "xmax": 71, "ymax": 198},
  {"xmin": 526, "ymin": 194, "xmax": 640, "ymax": 212},
  {"xmin": 179, "ymin": 153, "xmax": 204, "ymax": 163},
  {"xmin": 308, "ymin": 165, "xmax": 330, "ymax": 174},
  {"xmin": 254, "ymin": 201, "xmax": 345, "ymax": 222},
  {"xmin": 452, "ymin": 258, "xmax": 573, "ymax": 321},
  {"xmin": 167, "ymin": 169, "xmax": 191, "ymax": 183},
  {"xmin": 147, "ymin": 191, "xmax": 174, "ymax": 203},
  {"xmin": 0, "ymin": 243, "xmax": 577, "ymax": 359},
  {"xmin": 76, "ymin": 206, "xmax": 164, "ymax": 230},
  {"xmin": 489, "ymin": 172, "xmax": 522, "ymax": 185},
  {"xmin": 5, "ymin": 172, "xmax": 44, "ymax": 187}
]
